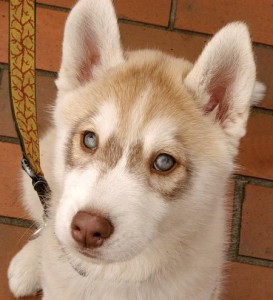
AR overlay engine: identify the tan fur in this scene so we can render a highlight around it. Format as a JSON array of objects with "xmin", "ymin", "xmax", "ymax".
[
  {"xmin": 60, "ymin": 51, "xmax": 226, "ymax": 202},
  {"xmin": 8, "ymin": 3, "xmax": 264, "ymax": 298}
]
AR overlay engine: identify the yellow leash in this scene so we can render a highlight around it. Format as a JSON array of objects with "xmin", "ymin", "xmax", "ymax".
[{"xmin": 9, "ymin": 0, "xmax": 50, "ymax": 216}]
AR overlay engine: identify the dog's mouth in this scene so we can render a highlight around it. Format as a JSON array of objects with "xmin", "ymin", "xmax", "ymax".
[
  {"xmin": 56, "ymin": 236, "xmax": 108, "ymax": 277},
  {"xmin": 78, "ymin": 248, "xmax": 101, "ymax": 259},
  {"xmin": 67, "ymin": 244, "xmax": 104, "ymax": 262}
]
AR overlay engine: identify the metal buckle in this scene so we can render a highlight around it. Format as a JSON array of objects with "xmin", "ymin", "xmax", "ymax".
[
  {"xmin": 21, "ymin": 157, "xmax": 50, "ymax": 216},
  {"xmin": 29, "ymin": 223, "xmax": 47, "ymax": 240}
]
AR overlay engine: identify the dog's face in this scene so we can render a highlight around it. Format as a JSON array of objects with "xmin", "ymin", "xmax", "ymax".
[{"xmin": 52, "ymin": 0, "xmax": 260, "ymax": 264}]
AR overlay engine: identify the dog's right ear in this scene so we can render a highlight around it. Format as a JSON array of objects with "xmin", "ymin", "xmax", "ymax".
[
  {"xmin": 56, "ymin": 0, "xmax": 124, "ymax": 93},
  {"xmin": 184, "ymin": 23, "xmax": 265, "ymax": 155}
]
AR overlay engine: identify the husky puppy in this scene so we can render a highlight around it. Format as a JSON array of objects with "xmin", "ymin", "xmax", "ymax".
[{"xmin": 8, "ymin": 0, "xmax": 265, "ymax": 299}]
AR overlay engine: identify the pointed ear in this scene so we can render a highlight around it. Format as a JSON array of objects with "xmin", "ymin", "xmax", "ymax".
[
  {"xmin": 184, "ymin": 22, "xmax": 264, "ymax": 146},
  {"xmin": 56, "ymin": 0, "xmax": 124, "ymax": 93}
]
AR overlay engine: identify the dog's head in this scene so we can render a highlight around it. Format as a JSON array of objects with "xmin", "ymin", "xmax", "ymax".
[{"xmin": 52, "ymin": 0, "xmax": 263, "ymax": 265}]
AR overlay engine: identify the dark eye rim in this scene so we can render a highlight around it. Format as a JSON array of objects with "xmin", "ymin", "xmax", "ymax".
[
  {"xmin": 151, "ymin": 153, "xmax": 177, "ymax": 174},
  {"xmin": 81, "ymin": 131, "xmax": 98, "ymax": 152}
]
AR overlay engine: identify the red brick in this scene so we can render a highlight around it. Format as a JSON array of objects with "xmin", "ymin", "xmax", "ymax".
[
  {"xmin": 0, "ymin": 3, "xmax": 272, "ymax": 109},
  {"xmin": 239, "ymin": 185, "xmax": 273, "ymax": 260},
  {"xmin": 237, "ymin": 112, "xmax": 273, "ymax": 180},
  {"xmin": 223, "ymin": 262, "xmax": 273, "ymax": 300},
  {"xmin": 39, "ymin": 0, "xmax": 172, "ymax": 26},
  {"xmin": 0, "ymin": 2, "xmax": 65, "ymax": 72},
  {"xmin": 120, "ymin": 23, "xmax": 273, "ymax": 109},
  {"xmin": 0, "ymin": 2, "xmax": 8, "ymax": 64},
  {"xmin": 36, "ymin": 7, "xmax": 66, "ymax": 72},
  {"xmin": 38, "ymin": 0, "xmax": 76, "ymax": 8},
  {"xmin": 0, "ymin": 69, "xmax": 56, "ymax": 138},
  {"xmin": 34, "ymin": 74, "xmax": 57, "ymax": 136},
  {"xmin": 175, "ymin": 0, "xmax": 273, "ymax": 46},
  {"xmin": 0, "ymin": 224, "xmax": 41, "ymax": 300},
  {"xmin": 0, "ymin": 69, "xmax": 16, "ymax": 137},
  {"xmin": 114, "ymin": 0, "xmax": 171, "ymax": 26},
  {"xmin": 120, "ymin": 23, "xmax": 207, "ymax": 61},
  {"xmin": 255, "ymin": 45, "xmax": 273, "ymax": 110},
  {"xmin": 0, "ymin": 142, "xmax": 31, "ymax": 219}
]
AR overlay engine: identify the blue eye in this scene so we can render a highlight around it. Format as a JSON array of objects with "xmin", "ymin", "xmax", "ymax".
[
  {"xmin": 153, "ymin": 154, "xmax": 175, "ymax": 172},
  {"xmin": 83, "ymin": 132, "xmax": 97, "ymax": 150}
]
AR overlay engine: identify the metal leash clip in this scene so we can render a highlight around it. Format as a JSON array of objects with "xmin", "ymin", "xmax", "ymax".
[
  {"xmin": 29, "ymin": 224, "xmax": 47, "ymax": 240},
  {"xmin": 21, "ymin": 158, "xmax": 50, "ymax": 216},
  {"xmin": 21, "ymin": 158, "xmax": 49, "ymax": 240}
]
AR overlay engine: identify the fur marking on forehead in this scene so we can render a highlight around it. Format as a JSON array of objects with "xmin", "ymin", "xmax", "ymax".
[
  {"xmin": 96, "ymin": 135, "xmax": 123, "ymax": 175},
  {"xmin": 143, "ymin": 117, "xmax": 179, "ymax": 154},
  {"xmin": 93, "ymin": 101, "xmax": 119, "ymax": 144}
]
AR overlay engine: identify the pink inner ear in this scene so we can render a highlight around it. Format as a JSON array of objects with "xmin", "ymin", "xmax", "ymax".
[
  {"xmin": 77, "ymin": 34, "xmax": 101, "ymax": 84},
  {"xmin": 204, "ymin": 78, "xmax": 230, "ymax": 123},
  {"xmin": 78, "ymin": 53, "xmax": 100, "ymax": 84}
]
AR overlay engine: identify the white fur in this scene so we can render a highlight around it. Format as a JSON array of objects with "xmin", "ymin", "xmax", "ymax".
[
  {"xmin": 251, "ymin": 81, "xmax": 267, "ymax": 105},
  {"xmin": 93, "ymin": 101, "xmax": 119, "ymax": 144},
  {"xmin": 56, "ymin": 0, "xmax": 124, "ymax": 93},
  {"xmin": 184, "ymin": 22, "xmax": 258, "ymax": 156},
  {"xmin": 8, "ymin": 238, "xmax": 41, "ymax": 297},
  {"xmin": 8, "ymin": 0, "xmax": 265, "ymax": 299},
  {"xmin": 143, "ymin": 117, "xmax": 180, "ymax": 154}
]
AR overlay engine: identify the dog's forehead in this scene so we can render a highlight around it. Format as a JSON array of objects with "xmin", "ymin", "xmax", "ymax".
[
  {"xmin": 70, "ymin": 52, "xmax": 209, "ymax": 158},
  {"xmin": 91, "ymin": 95, "xmax": 179, "ymax": 150},
  {"xmin": 88, "ymin": 57, "xmax": 195, "ymax": 146},
  {"xmin": 89, "ymin": 91, "xmax": 182, "ymax": 153}
]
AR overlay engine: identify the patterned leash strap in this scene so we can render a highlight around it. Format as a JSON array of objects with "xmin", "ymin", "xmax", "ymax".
[{"xmin": 9, "ymin": 0, "xmax": 50, "ymax": 216}]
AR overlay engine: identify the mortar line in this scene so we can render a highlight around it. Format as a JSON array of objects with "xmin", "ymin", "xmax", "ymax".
[
  {"xmin": 232, "ymin": 174, "xmax": 273, "ymax": 188},
  {"xmin": 0, "ymin": 62, "xmax": 58, "ymax": 77},
  {"xmin": 228, "ymin": 177, "xmax": 273, "ymax": 269},
  {"xmin": 36, "ymin": 2, "xmax": 71, "ymax": 12},
  {"xmin": 234, "ymin": 255, "xmax": 273, "ymax": 269},
  {"xmin": 0, "ymin": 215, "xmax": 36, "ymax": 229},
  {"xmin": 0, "ymin": 62, "xmax": 8, "ymax": 69},
  {"xmin": 252, "ymin": 106, "xmax": 273, "ymax": 116},
  {"xmin": 119, "ymin": 18, "xmax": 167, "ymax": 31},
  {"xmin": 36, "ymin": 69, "xmax": 58, "ymax": 78},
  {"xmin": 0, "ymin": 66, "xmax": 3, "ymax": 85},
  {"xmin": 168, "ymin": 0, "xmax": 177, "ymax": 30},
  {"xmin": 0, "ymin": 136, "xmax": 19, "ymax": 144},
  {"xmin": 228, "ymin": 179, "xmax": 245, "ymax": 260}
]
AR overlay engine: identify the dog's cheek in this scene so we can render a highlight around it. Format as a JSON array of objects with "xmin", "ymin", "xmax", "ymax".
[{"xmin": 99, "ymin": 189, "xmax": 169, "ymax": 261}]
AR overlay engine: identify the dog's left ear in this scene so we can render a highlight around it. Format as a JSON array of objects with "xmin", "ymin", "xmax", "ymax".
[
  {"xmin": 56, "ymin": 0, "xmax": 124, "ymax": 93},
  {"xmin": 184, "ymin": 22, "xmax": 265, "ymax": 150}
]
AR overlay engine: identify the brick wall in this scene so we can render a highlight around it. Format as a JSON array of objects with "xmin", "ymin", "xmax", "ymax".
[{"xmin": 0, "ymin": 1, "xmax": 272, "ymax": 299}]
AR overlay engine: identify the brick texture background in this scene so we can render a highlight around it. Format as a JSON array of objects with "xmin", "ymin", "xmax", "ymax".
[{"xmin": 0, "ymin": 1, "xmax": 272, "ymax": 299}]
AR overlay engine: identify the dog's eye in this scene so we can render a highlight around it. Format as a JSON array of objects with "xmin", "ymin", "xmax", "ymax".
[
  {"xmin": 153, "ymin": 154, "xmax": 175, "ymax": 173},
  {"xmin": 83, "ymin": 131, "xmax": 97, "ymax": 150}
]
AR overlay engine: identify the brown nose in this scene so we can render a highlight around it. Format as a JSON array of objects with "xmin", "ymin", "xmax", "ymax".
[{"xmin": 71, "ymin": 211, "xmax": 113, "ymax": 248}]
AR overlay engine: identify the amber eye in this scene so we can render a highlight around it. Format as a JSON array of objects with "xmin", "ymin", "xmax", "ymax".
[
  {"xmin": 153, "ymin": 154, "xmax": 176, "ymax": 172},
  {"xmin": 83, "ymin": 131, "xmax": 97, "ymax": 150}
]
